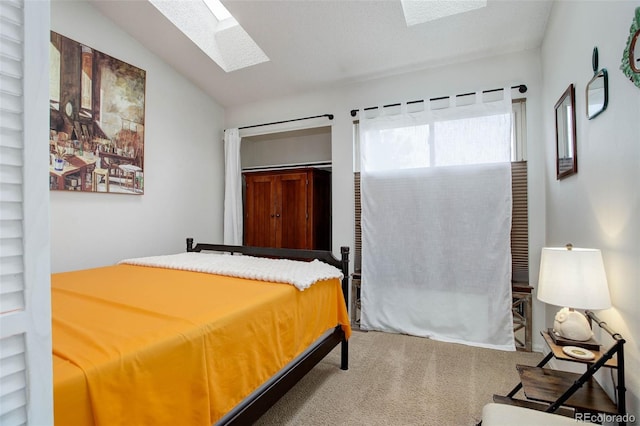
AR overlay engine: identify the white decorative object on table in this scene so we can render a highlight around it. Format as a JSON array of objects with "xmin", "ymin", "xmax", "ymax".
[
  {"xmin": 562, "ymin": 345, "xmax": 596, "ymax": 360},
  {"xmin": 553, "ymin": 307, "xmax": 593, "ymax": 341}
]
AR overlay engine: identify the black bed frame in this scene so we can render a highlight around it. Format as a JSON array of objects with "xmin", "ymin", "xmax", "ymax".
[{"xmin": 185, "ymin": 238, "xmax": 350, "ymax": 425}]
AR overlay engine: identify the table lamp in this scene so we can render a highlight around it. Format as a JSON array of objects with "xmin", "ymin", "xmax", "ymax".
[{"xmin": 537, "ymin": 244, "xmax": 611, "ymax": 342}]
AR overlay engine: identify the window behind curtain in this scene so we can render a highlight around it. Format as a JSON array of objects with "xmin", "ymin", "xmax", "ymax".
[{"xmin": 353, "ymin": 100, "xmax": 528, "ymax": 279}]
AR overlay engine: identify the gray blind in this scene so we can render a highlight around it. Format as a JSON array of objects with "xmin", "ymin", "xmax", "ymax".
[{"xmin": 510, "ymin": 160, "xmax": 529, "ymax": 280}]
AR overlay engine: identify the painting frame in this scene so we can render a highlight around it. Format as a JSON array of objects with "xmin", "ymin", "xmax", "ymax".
[{"xmin": 49, "ymin": 31, "xmax": 146, "ymax": 194}]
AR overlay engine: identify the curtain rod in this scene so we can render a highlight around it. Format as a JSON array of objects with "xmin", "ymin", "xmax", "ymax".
[
  {"xmin": 349, "ymin": 84, "xmax": 527, "ymax": 117},
  {"xmin": 242, "ymin": 161, "xmax": 332, "ymax": 172},
  {"xmin": 236, "ymin": 113, "xmax": 334, "ymax": 130}
]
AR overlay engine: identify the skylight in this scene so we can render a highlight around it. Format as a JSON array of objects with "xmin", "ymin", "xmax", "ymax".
[
  {"xmin": 203, "ymin": 0, "xmax": 232, "ymax": 21},
  {"xmin": 401, "ymin": 0, "xmax": 487, "ymax": 26},
  {"xmin": 149, "ymin": 0, "xmax": 269, "ymax": 72}
]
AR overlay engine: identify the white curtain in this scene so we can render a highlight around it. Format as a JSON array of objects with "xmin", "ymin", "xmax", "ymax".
[
  {"xmin": 223, "ymin": 128, "xmax": 243, "ymax": 245},
  {"xmin": 359, "ymin": 90, "xmax": 515, "ymax": 351}
]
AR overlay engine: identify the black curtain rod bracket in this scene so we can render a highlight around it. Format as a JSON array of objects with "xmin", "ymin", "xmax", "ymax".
[
  {"xmin": 237, "ymin": 113, "xmax": 333, "ymax": 131},
  {"xmin": 350, "ymin": 84, "xmax": 527, "ymax": 117}
]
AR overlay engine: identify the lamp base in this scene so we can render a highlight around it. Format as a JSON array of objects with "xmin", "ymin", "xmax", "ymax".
[
  {"xmin": 548, "ymin": 328, "xmax": 600, "ymax": 350},
  {"xmin": 553, "ymin": 307, "xmax": 594, "ymax": 341}
]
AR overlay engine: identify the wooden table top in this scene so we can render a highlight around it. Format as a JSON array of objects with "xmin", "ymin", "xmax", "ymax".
[{"xmin": 541, "ymin": 331, "xmax": 617, "ymax": 368}]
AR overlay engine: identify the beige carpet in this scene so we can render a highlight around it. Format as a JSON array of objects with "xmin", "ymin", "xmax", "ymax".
[{"xmin": 255, "ymin": 330, "xmax": 542, "ymax": 426}]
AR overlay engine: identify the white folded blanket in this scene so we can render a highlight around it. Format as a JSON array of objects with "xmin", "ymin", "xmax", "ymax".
[{"xmin": 119, "ymin": 252, "xmax": 343, "ymax": 291}]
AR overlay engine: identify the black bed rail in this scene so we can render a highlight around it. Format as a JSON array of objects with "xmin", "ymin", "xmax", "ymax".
[
  {"xmin": 186, "ymin": 238, "xmax": 348, "ymax": 273},
  {"xmin": 186, "ymin": 239, "xmax": 350, "ymax": 304}
]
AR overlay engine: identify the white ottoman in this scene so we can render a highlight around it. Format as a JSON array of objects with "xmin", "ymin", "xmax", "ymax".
[{"xmin": 482, "ymin": 403, "xmax": 577, "ymax": 426}]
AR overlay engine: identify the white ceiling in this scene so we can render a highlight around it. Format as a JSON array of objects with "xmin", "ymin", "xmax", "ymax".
[{"xmin": 89, "ymin": 0, "xmax": 554, "ymax": 108}]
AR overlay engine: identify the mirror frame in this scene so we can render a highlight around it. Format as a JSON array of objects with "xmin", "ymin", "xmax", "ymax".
[
  {"xmin": 621, "ymin": 7, "xmax": 640, "ymax": 88},
  {"xmin": 554, "ymin": 84, "xmax": 577, "ymax": 180},
  {"xmin": 586, "ymin": 48, "xmax": 608, "ymax": 120},
  {"xmin": 631, "ymin": 29, "xmax": 640, "ymax": 73}
]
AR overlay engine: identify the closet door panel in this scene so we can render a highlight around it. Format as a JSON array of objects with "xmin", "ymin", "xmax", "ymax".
[
  {"xmin": 244, "ymin": 175, "xmax": 277, "ymax": 247},
  {"xmin": 278, "ymin": 172, "xmax": 308, "ymax": 249}
]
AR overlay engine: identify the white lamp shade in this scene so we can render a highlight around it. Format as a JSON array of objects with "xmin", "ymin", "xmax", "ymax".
[{"xmin": 537, "ymin": 247, "xmax": 611, "ymax": 310}]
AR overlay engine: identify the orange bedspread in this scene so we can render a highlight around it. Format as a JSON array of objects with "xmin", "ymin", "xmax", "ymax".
[{"xmin": 52, "ymin": 264, "xmax": 351, "ymax": 425}]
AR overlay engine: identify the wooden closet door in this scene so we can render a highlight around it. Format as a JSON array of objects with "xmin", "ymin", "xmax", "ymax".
[
  {"xmin": 277, "ymin": 172, "xmax": 308, "ymax": 249},
  {"xmin": 244, "ymin": 174, "xmax": 278, "ymax": 247}
]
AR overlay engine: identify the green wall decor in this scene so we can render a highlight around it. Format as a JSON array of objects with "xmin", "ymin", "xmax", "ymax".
[{"xmin": 620, "ymin": 7, "xmax": 640, "ymax": 88}]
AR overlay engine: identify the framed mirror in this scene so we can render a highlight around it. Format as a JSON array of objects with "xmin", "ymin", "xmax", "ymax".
[
  {"xmin": 632, "ymin": 30, "xmax": 640, "ymax": 73},
  {"xmin": 621, "ymin": 7, "xmax": 640, "ymax": 88},
  {"xmin": 586, "ymin": 48, "xmax": 608, "ymax": 119},
  {"xmin": 554, "ymin": 84, "xmax": 577, "ymax": 180}
]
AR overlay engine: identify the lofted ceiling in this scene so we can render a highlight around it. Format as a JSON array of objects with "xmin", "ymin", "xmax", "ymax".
[{"xmin": 89, "ymin": 0, "xmax": 554, "ymax": 108}]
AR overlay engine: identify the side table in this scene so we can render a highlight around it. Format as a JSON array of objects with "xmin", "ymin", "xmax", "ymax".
[{"xmin": 494, "ymin": 311, "xmax": 627, "ymax": 425}]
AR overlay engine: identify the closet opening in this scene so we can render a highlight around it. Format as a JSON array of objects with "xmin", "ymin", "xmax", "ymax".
[{"xmin": 241, "ymin": 126, "xmax": 332, "ymax": 250}]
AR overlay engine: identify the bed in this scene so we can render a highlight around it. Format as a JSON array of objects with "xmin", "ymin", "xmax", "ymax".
[{"xmin": 52, "ymin": 238, "xmax": 351, "ymax": 425}]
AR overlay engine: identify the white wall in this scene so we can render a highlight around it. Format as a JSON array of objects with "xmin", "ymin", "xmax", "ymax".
[
  {"xmin": 541, "ymin": 0, "xmax": 639, "ymax": 418},
  {"xmin": 225, "ymin": 48, "xmax": 548, "ymax": 350},
  {"xmin": 50, "ymin": 0, "xmax": 225, "ymax": 272}
]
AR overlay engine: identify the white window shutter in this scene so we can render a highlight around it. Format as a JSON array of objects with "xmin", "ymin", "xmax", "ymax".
[{"xmin": 0, "ymin": 0, "xmax": 53, "ymax": 425}]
